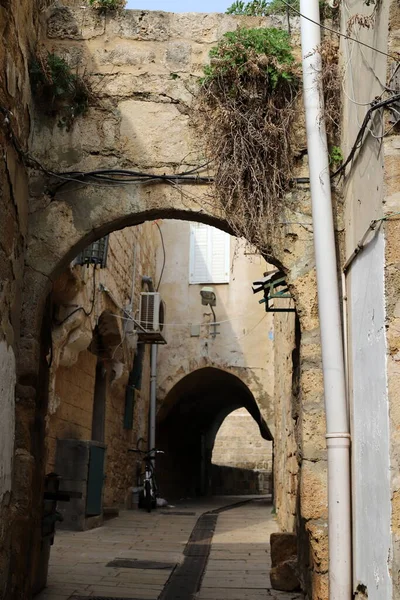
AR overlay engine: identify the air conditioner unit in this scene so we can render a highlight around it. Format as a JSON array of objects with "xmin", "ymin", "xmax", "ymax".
[{"xmin": 138, "ymin": 292, "xmax": 167, "ymax": 344}]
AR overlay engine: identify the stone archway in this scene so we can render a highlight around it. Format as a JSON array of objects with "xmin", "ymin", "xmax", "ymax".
[
  {"xmin": 17, "ymin": 195, "xmax": 327, "ymax": 596},
  {"xmin": 17, "ymin": 189, "xmax": 326, "ymax": 597},
  {"xmin": 10, "ymin": 6, "xmax": 328, "ymax": 599},
  {"xmin": 155, "ymin": 366, "xmax": 272, "ymax": 498}
]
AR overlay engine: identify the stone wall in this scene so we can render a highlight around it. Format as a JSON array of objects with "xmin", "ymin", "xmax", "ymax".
[
  {"xmin": 46, "ymin": 350, "xmax": 97, "ymax": 471},
  {"xmin": 273, "ymin": 307, "xmax": 298, "ymax": 533},
  {"xmin": 45, "ymin": 222, "xmax": 158, "ymax": 514},
  {"xmin": 0, "ymin": 0, "xmax": 52, "ymax": 597},
  {"xmin": 212, "ymin": 408, "xmax": 273, "ymax": 470},
  {"xmin": 212, "ymin": 407, "xmax": 273, "ymax": 495}
]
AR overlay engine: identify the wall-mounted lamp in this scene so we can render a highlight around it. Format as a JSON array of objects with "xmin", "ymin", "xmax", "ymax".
[{"xmin": 200, "ymin": 286, "xmax": 216, "ymax": 307}]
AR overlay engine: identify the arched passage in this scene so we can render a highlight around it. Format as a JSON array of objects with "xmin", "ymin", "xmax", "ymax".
[
  {"xmin": 156, "ymin": 367, "xmax": 272, "ymax": 499},
  {"xmin": 0, "ymin": 5, "xmax": 332, "ymax": 600},
  {"xmin": 16, "ymin": 196, "xmax": 324, "ymax": 600}
]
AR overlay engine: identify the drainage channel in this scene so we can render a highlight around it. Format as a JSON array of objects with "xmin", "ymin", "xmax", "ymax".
[{"xmin": 158, "ymin": 498, "xmax": 255, "ymax": 600}]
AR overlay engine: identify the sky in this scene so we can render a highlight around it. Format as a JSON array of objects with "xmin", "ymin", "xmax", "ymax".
[{"xmin": 125, "ymin": 0, "xmax": 231, "ymax": 12}]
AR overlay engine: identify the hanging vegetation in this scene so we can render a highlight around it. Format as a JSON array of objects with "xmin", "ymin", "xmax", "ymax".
[
  {"xmin": 30, "ymin": 52, "xmax": 93, "ymax": 130},
  {"xmin": 318, "ymin": 37, "xmax": 341, "ymax": 151},
  {"xmin": 195, "ymin": 27, "xmax": 300, "ymax": 247}
]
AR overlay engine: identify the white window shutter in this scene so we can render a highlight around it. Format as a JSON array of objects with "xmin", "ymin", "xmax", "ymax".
[
  {"xmin": 210, "ymin": 226, "xmax": 230, "ymax": 283},
  {"xmin": 189, "ymin": 224, "xmax": 230, "ymax": 284}
]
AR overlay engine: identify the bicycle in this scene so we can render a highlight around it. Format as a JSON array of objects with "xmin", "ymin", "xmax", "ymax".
[{"xmin": 128, "ymin": 438, "xmax": 164, "ymax": 513}]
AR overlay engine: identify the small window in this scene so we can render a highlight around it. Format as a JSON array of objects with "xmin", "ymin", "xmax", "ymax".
[
  {"xmin": 189, "ymin": 224, "xmax": 230, "ymax": 284},
  {"xmin": 75, "ymin": 235, "xmax": 109, "ymax": 268}
]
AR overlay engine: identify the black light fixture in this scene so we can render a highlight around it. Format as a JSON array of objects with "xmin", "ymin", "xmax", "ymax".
[{"xmin": 75, "ymin": 236, "xmax": 109, "ymax": 268}]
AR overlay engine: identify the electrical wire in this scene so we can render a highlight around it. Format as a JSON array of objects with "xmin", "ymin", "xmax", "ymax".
[
  {"xmin": 210, "ymin": 313, "xmax": 269, "ymax": 351},
  {"xmin": 280, "ymin": 0, "xmax": 399, "ymax": 61},
  {"xmin": 332, "ymin": 94, "xmax": 400, "ymax": 178},
  {"xmin": 53, "ymin": 264, "xmax": 97, "ymax": 326},
  {"xmin": 108, "ymin": 308, "xmax": 268, "ymax": 329},
  {"xmin": 155, "ymin": 222, "xmax": 166, "ymax": 292}
]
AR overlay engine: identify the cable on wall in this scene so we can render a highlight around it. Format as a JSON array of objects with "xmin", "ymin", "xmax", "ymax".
[
  {"xmin": 155, "ymin": 222, "xmax": 166, "ymax": 292},
  {"xmin": 53, "ymin": 264, "xmax": 97, "ymax": 327}
]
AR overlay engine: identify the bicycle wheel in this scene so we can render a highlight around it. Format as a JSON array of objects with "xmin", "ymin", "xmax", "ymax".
[{"xmin": 145, "ymin": 479, "xmax": 152, "ymax": 513}]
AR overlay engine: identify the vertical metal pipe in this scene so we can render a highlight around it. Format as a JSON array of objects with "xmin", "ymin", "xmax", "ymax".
[
  {"xmin": 299, "ymin": 1, "xmax": 352, "ymax": 598},
  {"xmin": 149, "ymin": 344, "xmax": 157, "ymax": 462}
]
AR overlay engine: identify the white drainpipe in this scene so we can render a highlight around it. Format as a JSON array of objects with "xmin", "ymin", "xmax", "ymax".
[
  {"xmin": 149, "ymin": 343, "xmax": 157, "ymax": 460},
  {"xmin": 142, "ymin": 276, "xmax": 157, "ymax": 460},
  {"xmin": 299, "ymin": 2, "xmax": 352, "ymax": 599}
]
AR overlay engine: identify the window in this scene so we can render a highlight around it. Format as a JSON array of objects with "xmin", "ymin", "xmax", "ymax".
[
  {"xmin": 75, "ymin": 235, "xmax": 109, "ymax": 268},
  {"xmin": 189, "ymin": 224, "xmax": 230, "ymax": 284}
]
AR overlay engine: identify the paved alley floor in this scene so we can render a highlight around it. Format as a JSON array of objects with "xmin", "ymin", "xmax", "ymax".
[{"xmin": 35, "ymin": 496, "xmax": 303, "ymax": 600}]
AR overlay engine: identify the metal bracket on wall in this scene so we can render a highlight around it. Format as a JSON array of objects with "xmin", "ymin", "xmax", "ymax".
[{"xmin": 252, "ymin": 271, "xmax": 295, "ymax": 313}]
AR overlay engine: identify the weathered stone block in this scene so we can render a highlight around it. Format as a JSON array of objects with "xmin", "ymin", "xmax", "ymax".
[
  {"xmin": 305, "ymin": 519, "xmax": 328, "ymax": 573},
  {"xmin": 47, "ymin": 6, "xmax": 80, "ymax": 39},
  {"xmin": 271, "ymin": 532, "xmax": 297, "ymax": 566},
  {"xmin": 47, "ymin": 6, "xmax": 105, "ymax": 40},
  {"xmin": 95, "ymin": 43, "xmax": 159, "ymax": 68},
  {"xmin": 119, "ymin": 99, "xmax": 192, "ymax": 166},
  {"xmin": 300, "ymin": 461, "xmax": 328, "ymax": 521},
  {"xmin": 270, "ymin": 559, "xmax": 300, "ymax": 592},
  {"xmin": 165, "ymin": 42, "xmax": 192, "ymax": 69},
  {"xmin": 107, "ymin": 10, "xmax": 171, "ymax": 41}
]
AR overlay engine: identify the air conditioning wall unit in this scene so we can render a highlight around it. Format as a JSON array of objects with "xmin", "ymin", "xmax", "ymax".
[{"xmin": 138, "ymin": 292, "xmax": 166, "ymax": 344}]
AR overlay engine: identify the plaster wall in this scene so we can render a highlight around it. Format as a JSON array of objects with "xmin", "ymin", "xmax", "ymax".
[
  {"xmin": 341, "ymin": 1, "xmax": 392, "ymax": 597},
  {"xmin": 350, "ymin": 231, "xmax": 391, "ymax": 597},
  {"xmin": 156, "ymin": 220, "xmax": 274, "ymax": 425}
]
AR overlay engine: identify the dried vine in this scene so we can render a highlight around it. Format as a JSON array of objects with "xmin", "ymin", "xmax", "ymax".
[
  {"xmin": 320, "ymin": 37, "xmax": 341, "ymax": 149},
  {"xmin": 194, "ymin": 27, "xmax": 301, "ymax": 248}
]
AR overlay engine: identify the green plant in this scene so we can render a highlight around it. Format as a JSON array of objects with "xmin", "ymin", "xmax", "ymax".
[
  {"xmin": 330, "ymin": 145, "xmax": 344, "ymax": 166},
  {"xmin": 89, "ymin": 0, "xmax": 126, "ymax": 11},
  {"xmin": 202, "ymin": 27, "xmax": 296, "ymax": 87},
  {"xmin": 227, "ymin": 0, "xmax": 271, "ymax": 15},
  {"xmin": 226, "ymin": 0, "xmax": 336, "ymax": 19},
  {"xmin": 195, "ymin": 27, "xmax": 300, "ymax": 248},
  {"xmin": 30, "ymin": 52, "xmax": 92, "ymax": 130}
]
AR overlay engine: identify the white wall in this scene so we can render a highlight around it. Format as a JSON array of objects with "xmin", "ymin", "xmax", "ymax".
[
  {"xmin": 350, "ymin": 230, "xmax": 391, "ymax": 597},
  {"xmin": 341, "ymin": 1, "xmax": 392, "ymax": 596},
  {"xmin": 155, "ymin": 220, "xmax": 275, "ymax": 425}
]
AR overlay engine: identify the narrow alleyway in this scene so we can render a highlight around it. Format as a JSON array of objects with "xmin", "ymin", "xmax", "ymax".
[{"xmin": 35, "ymin": 497, "xmax": 303, "ymax": 600}]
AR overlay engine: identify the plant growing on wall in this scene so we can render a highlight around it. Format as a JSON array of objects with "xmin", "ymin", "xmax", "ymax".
[
  {"xmin": 195, "ymin": 27, "xmax": 300, "ymax": 247},
  {"xmin": 30, "ymin": 52, "xmax": 92, "ymax": 130},
  {"xmin": 226, "ymin": 0, "xmax": 337, "ymax": 19},
  {"xmin": 226, "ymin": 0, "xmax": 272, "ymax": 15},
  {"xmin": 89, "ymin": 0, "xmax": 126, "ymax": 12}
]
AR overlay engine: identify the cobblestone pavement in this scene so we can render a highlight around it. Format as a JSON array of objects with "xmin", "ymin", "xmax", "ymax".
[{"xmin": 34, "ymin": 496, "xmax": 303, "ymax": 600}]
